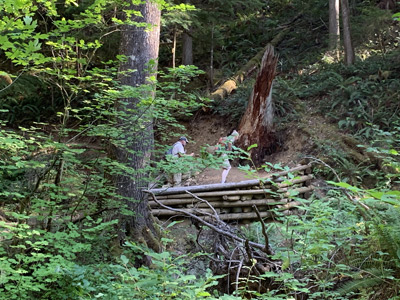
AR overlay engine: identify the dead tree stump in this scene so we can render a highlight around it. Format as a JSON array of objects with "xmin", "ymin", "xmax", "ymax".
[{"xmin": 237, "ymin": 44, "xmax": 278, "ymax": 165}]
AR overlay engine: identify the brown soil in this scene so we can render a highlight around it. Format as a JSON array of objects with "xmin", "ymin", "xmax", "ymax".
[{"xmin": 178, "ymin": 111, "xmax": 308, "ymax": 185}]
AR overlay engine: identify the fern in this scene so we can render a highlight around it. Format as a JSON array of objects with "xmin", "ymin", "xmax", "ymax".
[{"xmin": 336, "ymin": 268, "xmax": 387, "ymax": 297}]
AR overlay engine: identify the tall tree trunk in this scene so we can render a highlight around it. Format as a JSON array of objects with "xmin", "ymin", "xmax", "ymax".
[
  {"xmin": 209, "ymin": 23, "xmax": 215, "ymax": 91},
  {"xmin": 182, "ymin": 29, "xmax": 193, "ymax": 65},
  {"xmin": 237, "ymin": 44, "xmax": 278, "ymax": 165},
  {"xmin": 341, "ymin": 0, "xmax": 355, "ymax": 65},
  {"xmin": 329, "ymin": 0, "xmax": 340, "ymax": 56},
  {"xmin": 117, "ymin": 0, "xmax": 161, "ymax": 248},
  {"xmin": 172, "ymin": 27, "xmax": 177, "ymax": 68}
]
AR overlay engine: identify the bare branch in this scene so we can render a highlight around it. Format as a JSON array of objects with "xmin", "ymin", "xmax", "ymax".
[{"xmin": 253, "ymin": 205, "xmax": 274, "ymax": 256}]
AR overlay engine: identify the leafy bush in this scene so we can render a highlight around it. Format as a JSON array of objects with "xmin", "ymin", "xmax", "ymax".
[{"xmin": 212, "ymin": 79, "xmax": 253, "ymax": 123}]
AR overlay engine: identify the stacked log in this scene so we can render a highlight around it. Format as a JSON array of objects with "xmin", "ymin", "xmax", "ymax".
[{"xmin": 146, "ymin": 164, "xmax": 314, "ymax": 222}]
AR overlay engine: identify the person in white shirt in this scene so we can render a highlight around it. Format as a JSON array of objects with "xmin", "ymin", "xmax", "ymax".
[{"xmin": 168, "ymin": 136, "xmax": 194, "ymax": 186}]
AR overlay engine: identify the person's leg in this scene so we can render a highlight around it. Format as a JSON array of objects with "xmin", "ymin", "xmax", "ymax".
[
  {"xmin": 221, "ymin": 160, "xmax": 231, "ymax": 183},
  {"xmin": 163, "ymin": 173, "xmax": 174, "ymax": 188},
  {"xmin": 173, "ymin": 172, "xmax": 182, "ymax": 186}
]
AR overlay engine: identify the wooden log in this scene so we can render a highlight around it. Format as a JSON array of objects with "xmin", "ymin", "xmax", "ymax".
[
  {"xmin": 276, "ymin": 201, "xmax": 302, "ymax": 210},
  {"xmin": 207, "ymin": 211, "xmax": 273, "ymax": 221},
  {"xmin": 280, "ymin": 186, "xmax": 313, "ymax": 197},
  {"xmin": 151, "ymin": 201, "xmax": 301, "ymax": 214},
  {"xmin": 241, "ymin": 195, "xmax": 253, "ymax": 200},
  {"xmin": 149, "ymin": 185, "xmax": 313, "ymax": 207},
  {"xmin": 151, "ymin": 173, "xmax": 313, "ymax": 198},
  {"xmin": 148, "ymin": 198, "xmax": 289, "ymax": 208},
  {"xmin": 223, "ymin": 195, "xmax": 241, "ymax": 201},
  {"xmin": 151, "ymin": 203, "xmax": 302, "ymax": 219},
  {"xmin": 151, "ymin": 208, "xmax": 215, "ymax": 216},
  {"xmin": 155, "ymin": 180, "xmax": 313, "ymax": 201},
  {"xmin": 188, "ymin": 199, "xmax": 290, "ymax": 208}
]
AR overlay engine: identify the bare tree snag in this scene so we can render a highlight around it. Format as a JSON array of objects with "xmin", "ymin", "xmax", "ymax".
[{"xmin": 237, "ymin": 44, "xmax": 278, "ymax": 165}]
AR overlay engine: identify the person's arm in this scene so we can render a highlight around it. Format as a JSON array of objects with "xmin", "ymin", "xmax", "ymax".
[{"xmin": 176, "ymin": 143, "xmax": 194, "ymax": 157}]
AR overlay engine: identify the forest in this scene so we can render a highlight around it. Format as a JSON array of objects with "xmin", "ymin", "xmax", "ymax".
[{"xmin": 0, "ymin": 0, "xmax": 400, "ymax": 299}]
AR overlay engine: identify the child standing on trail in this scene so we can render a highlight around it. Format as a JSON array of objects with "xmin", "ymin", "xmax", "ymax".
[{"xmin": 217, "ymin": 130, "xmax": 239, "ymax": 183}]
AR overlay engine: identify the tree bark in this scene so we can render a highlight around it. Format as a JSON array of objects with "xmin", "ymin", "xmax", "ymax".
[
  {"xmin": 329, "ymin": 0, "xmax": 340, "ymax": 54},
  {"xmin": 237, "ymin": 44, "xmax": 278, "ymax": 165},
  {"xmin": 182, "ymin": 29, "xmax": 193, "ymax": 65},
  {"xmin": 117, "ymin": 0, "xmax": 161, "ymax": 247},
  {"xmin": 341, "ymin": 0, "xmax": 355, "ymax": 65}
]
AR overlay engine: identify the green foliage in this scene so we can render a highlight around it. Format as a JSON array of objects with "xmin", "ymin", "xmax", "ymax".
[
  {"xmin": 0, "ymin": 1, "xmax": 214, "ymax": 299},
  {"xmin": 273, "ymin": 76, "xmax": 304, "ymax": 123},
  {"xmin": 312, "ymin": 139, "xmax": 378, "ymax": 185},
  {"xmin": 0, "ymin": 75, "xmax": 61, "ymax": 125},
  {"xmin": 109, "ymin": 241, "xmax": 239, "ymax": 299},
  {"xmin": 212, "ymin": 79, "xmax": 253, "ymax": 123},
  {"xmin": 308, "ymin": 56, "xmax": 400, "ymax": 139},
  {"xmin": 0, "ymin": 218, "xmax": 117, "ymax": 299},
  {"xmin": 352, "ymin": 7, "xmax": 396, "ymax": 53},
  {"xmin": 235, "ymin": 156, "xmax": 400, "ymax": 299},
  {"xmin": 187, "ymin": 0, "xmax": 273, "ymax": 73},
  {"xmin": 155, "ymin": 65, "xmax": 209, "ymax": 140}
]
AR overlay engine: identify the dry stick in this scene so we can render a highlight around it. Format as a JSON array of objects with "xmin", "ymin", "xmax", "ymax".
[
  {"xmin": 228, "ymin": 246, "xmax": 241, "ymax": 293},
  {"xmin": 235, "ymin": 258, "xmax": 244, "ymax": 293},
  {"xmin": 244, "ymin": 240, "xmax": 256, "ymax": 273},
  {"xmin": 253, "ymin": 205, "xmax": 273, "ymax": 256},
  {"xmin": 149, "ymin": 192, "xmax": 267, "ymax": 251},
  {"xmin": 186, "ymin": 191, "xmax": 220, "ymax": 220}
]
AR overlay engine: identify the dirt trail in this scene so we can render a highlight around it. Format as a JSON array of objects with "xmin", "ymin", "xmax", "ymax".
[{"xmin": 194, "ymin": 166, "xmax": 269, "ymax": 185}]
